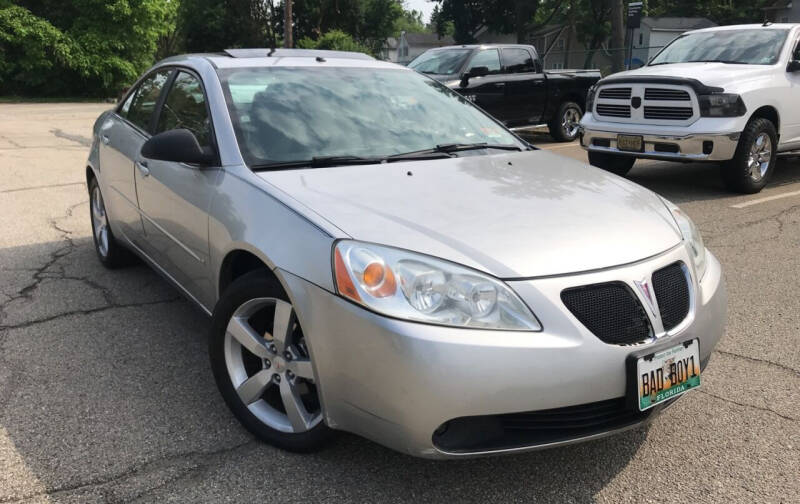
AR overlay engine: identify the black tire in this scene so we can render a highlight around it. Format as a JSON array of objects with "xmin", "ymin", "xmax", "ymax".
[
  {"xmin": 588, "ymin": 151, "xmax": 636, "ymax": 176},
  {"xmin": 548, "ymin": 101, "xmax": 583, "ymax": 142},
  {"xmin": 721, "ymin": 118, "xmax": 777, "ymax": 194},
  {"xmin": 210, "ymin": 270, "xmax": 332, "ymax": 452},
  {"xmin": 88, "ymin": 177, "xmax": 135, "ymax": 268}
]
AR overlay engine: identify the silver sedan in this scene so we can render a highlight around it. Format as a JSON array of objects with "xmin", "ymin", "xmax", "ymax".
[{"xmin": 86, "ymin": 48, "xmax": 726, "ymax": 458}]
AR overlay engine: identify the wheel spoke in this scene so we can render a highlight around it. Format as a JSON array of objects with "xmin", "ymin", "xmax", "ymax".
[
  {"xmin": 288, "ymin": 359, "xmax": 314, "ymax": 380},
  {"xmin": 227, "ymin": 316, "xmax": 270, "ymax": 358},
  {"xmin": 237, "ymin": 369, "xmax": 273, "ymax": 405},
  {"xmin": 280, "ymin": 377, "xmax": 312, "ymax": 431},
  {"xmin": 270, "ymin": 300, "xmax": 294, "ymax": 353}
]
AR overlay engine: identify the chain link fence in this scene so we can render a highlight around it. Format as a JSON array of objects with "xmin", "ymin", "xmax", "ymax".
[{"xmin": 540, "ymin": 46, "xmax": 665, "ymax": 75}]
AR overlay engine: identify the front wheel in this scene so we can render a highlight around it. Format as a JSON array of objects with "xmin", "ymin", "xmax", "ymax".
[
  {"xmin": 88, "ymin": 177, "xmax": 134, "ymax": 268},
  {"xmin": 210, "ymin": 271, "xmax": 331, "ymax": 452},
  {"xmin": 549, "ymin": 101, "xmax": 583, "ymax": 142},
  {"xmin": 588, "ymin": 151, "xmax": 636, "ymax": 176},
  {"xmin": 722, "ymin": 118, "xmax": 777, "ymax": 194}
]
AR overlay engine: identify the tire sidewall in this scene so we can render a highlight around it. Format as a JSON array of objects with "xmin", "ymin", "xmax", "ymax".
[
  {"xmin": 550, "ymin": 101, "xmax": 582, "ymax": 142},
  {"xmin": 209, "ymin": 270, "xmax": 331, "ymax": 451}
]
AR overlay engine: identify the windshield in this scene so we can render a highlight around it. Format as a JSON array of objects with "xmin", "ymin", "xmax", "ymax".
[
  {"xmin": 408, "ymin": 49, "xmax": 471, "ymax": 75},
  {"xmin": 218, "ymin": 66, "xmax": 521, "ymax": 166},
  {"xmin": 649, "ymin": 29, "xmax": 789, "ymax": 66}
]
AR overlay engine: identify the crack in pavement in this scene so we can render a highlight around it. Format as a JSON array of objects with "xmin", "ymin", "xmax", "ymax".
[
  {"xmin": 697, "ymin": 389, "xmax": 798, "ymax": 422},
  {"xmin": 0, "ymin": 182, "xmax": 86, "ymax": 194},
  {"xmin": 714, "ymin": 349, "xmax": 800, "ymax": 377},
  {"xmin": 0, "ymin": 441, "xmax": 259, "ymax": 504},
  {"xmin": 0, "ymin": 133, "xmax": 22, "ymax": 148}
]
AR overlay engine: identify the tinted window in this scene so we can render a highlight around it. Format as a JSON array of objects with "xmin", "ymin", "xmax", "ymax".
[
  {"xmin": 503, "ymin": 48, "xmax": 535, "ymax": 73},
  {"xmin": 218, "ymin": 67, "xmax": 522, "ymax": 166},
  {"xmin": 468, "ymin": 49, "xmax": 501, "ymax": 74},
  {"xmin": 649, "ymin": 29, "xmax": 789, "ymax": 66},
  {"xmin": 119, "ymin": 91, "xmax": 136, "ymax": 118},
  {"xmin": 156, "ymin": 72, "xmax": 211, "ymax": 147},
  {"xmin": 126, "ymin": 70, "xmax": 171, "ymax": 132},
  {"xmin": 408, "ymin": 48, "xmax": 472, "ymax": 75}
]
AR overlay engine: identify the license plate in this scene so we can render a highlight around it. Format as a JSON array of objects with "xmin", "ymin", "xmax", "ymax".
[
  {"xmin": 636, "ymin": 339, "xmax": 701, "ymax": 411},
  {"xmin": 617, "ymin": 134, "xmax": 643, "ymax": 152}
]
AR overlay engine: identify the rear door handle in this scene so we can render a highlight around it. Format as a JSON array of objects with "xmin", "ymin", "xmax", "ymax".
[
  {"xmin": 101, "ymin": 135, "xmax": 110, "ymax": 145},
  {"xmin": 135, "ymin": 160, "xmax": 150, "ymax": 177},
  {"xmin": 495, "ymin": 82, "xmax": 506, "ymax": 87}
]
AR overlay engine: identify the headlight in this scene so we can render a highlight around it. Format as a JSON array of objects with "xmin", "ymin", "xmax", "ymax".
[
  {"xmin": 698, "ymin": 93, "xmax": 746, "ymax": 117},
  {"xmin": 586, "ymin": 85, "xmax": 597, "ymax": 113},
  {"xmin": 333, "ymin": 241, "xmax": 541, "ymax": 331},
  {"xmin": 662, "ymin": 198, "xmax": 707, "ymax": 279}
]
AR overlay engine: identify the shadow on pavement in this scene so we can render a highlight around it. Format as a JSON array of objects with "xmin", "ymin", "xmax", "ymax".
[{"xmin": 0, "ymin": 236, "xmax": 648, "ymax": 502}]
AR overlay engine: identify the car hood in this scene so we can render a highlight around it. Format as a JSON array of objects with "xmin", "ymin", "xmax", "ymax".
[
  {"xmin": 608, "ymin": 63, "xmax": 774, "ymax": 91},
  {"xmin": 258, "ymin": 150, "xmax": 682, "ymax": 279}
]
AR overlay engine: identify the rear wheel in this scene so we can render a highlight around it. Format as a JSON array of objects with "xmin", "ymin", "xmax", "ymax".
[
  {"xmin": 588, "ymin": 151, "xmax": 636, "ymax": 176},
  {"xmin": 549, "ymin": 101, "xmax": 583, "ymax": 142},
  {"xmin": 210, "ymin": 271, "xmax": 331, "ymax": 452},
  {"xmin": 722, "ymin": 118, "xmax": 777, "ymax": 194},
  {"xmin": 88, "ymin": 177, "xmax": 134, "ymax": 268}
]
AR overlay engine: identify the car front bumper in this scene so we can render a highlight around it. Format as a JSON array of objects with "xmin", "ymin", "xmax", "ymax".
[
  {"xmin": 281, "ymin": 244, "xmax": 727, "ymax": 459},
  {"xmin": 580, "ymin": 113, "xmax": 741, "ymax": 162}
]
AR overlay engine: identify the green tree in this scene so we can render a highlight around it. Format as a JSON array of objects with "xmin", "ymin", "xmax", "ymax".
[
  {"xmin": 179, "ymin": 0, "xmax": 281, "ymax": 52},
  {"xmin": 297, "ymin": 29, "xmax": 372, "ymax": 53},
  {"xmin": 394, "ymin": 6, "xmax": 428, "ymax": 35}
]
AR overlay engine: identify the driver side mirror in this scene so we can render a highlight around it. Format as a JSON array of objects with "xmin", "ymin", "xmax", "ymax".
[
  {"xmin": 141, "ymin": 129, "xmax": 215, "ymax": 165},
  {"xmin": 460, "ymin": 66, "xmax": 490, "ymax": 87},
  {"xmin": 787, "ymin": 60, "xmax": 800, "ymax": 72}
]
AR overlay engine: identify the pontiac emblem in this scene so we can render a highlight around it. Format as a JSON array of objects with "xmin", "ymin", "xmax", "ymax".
[{"xmin": 634, "ymin": 277, "xmax": 657, "ymax": 314}]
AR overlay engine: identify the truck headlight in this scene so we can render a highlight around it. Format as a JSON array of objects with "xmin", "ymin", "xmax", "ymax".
[
  {"xmin": 698, "ymin": 93, "xmax": 746, "ymax": 117},
  {"xmin": 661, "ymin": 198, "xmax": 707, "ymax": 279},
  {"xmin": 333, "ymin": 240, "xmax": 541, "ymax": 331}
]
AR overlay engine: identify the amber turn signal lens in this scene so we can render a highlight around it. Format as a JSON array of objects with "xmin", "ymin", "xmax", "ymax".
[
  {"xmin": 363, "ymin": 262, "xmax": 385, "ymax": 287},
  {"xmin": 363, "ymin": 262, "xmax": 396, "ymax": 298},
  {"xmin": 334, "ymin": 247, "xmax": 361, "ymax": 302}
]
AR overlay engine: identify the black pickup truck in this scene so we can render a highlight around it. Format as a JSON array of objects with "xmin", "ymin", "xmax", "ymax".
[{"xmin": 408, "ymin": 44, "xmax": 601, "ymax": 141}]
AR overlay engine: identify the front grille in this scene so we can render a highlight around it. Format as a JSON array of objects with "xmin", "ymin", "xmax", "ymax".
[
  {"xmin": 599, "ymin": 87, "xmax": 632, "ymax": 99},
  {"xmin": 644, "ymin": 106, "xmax": 693, "ymax": 120},
  {"xmin": 433, "ymin": 397, "xmax": 655, "ymax": 452},
  {"xmin": 596, "ymin": 104, "xmax": 631, "ymax": 118},
  {"xmin": 652, "ymin": 262, "xmax": 691, "ymax": 331},
  {"xmin": 561, "ymin": 282, "xmax": 652, "ymax": 345},
  {"xmin": 644, "ymin": 88, "xmax": 691, "ymax": 101}
]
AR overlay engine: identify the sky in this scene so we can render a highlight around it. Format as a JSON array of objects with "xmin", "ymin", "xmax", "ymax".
[{"xmin": 405, "ymin": 0, "xmax": 435, "ymax": 23}]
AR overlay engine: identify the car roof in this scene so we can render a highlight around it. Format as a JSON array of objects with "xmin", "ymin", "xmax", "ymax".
[
  {"xmin": 427, "ymin": 44, "xmax": 536, "ymax": 51},
  {"xmin": 157, "ymin": 48, "xmax": 405, "ymax": 70},
  {"xmin": 687, "ymin": 23, "xmax": 800, "ymax": 34}
]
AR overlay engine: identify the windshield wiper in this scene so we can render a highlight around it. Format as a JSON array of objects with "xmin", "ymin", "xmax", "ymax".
[
  {"xmin": 251, "ymin": 155, "xmax": 382, "ymax": 171},
  {"xmin": 388, "ymin": 143, "xmax": 524, "ymax": 160},
  {"xmin": 686, "ymin": 59, "xmax": 744, "ymax": 64}
]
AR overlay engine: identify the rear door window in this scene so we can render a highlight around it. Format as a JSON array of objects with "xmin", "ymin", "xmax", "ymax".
[
  {"xmin": 155, "ymin": 71, "xmax": 212, "ymax": 147},
  {"xmin": 502, "ymin": 48, "xmax": 536, "ymax": 73},
  {"xmin": 125, "ymin": 70, "xmax": 172, "ymax": 133}
]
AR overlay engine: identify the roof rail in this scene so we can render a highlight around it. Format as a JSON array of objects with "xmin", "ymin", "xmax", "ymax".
[{"xmin": 223, "ymin": 48, "xmax": 374, "ymax": 60}]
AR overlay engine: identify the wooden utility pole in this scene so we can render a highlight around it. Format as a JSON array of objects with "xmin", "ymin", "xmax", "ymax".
[
  {"xmin": 610, "ymin": 0, "xmax": 625, "ymax": 73},
  {"xmin": 284, "ymin": 0, "xmax": 293, "ymax": 48}
]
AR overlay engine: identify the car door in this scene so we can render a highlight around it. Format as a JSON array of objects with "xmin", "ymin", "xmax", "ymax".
[
  {"xmin": 781, "ymin": 37, "xmax": 800, "ymax": 149},
  {"xmin": 98, "ymin": 69, "xmax": 172, "ymax": 242},
  {"xmin": 500, "ymin": 47, "xmax": 546, "ymax": 125},
  {"xmin": 135, "ymin": 70, "xmax": 220, "ymax": 308},
  {"xmin": 460, "ymin": 49, "xmax": 507, "ymax": 121}
]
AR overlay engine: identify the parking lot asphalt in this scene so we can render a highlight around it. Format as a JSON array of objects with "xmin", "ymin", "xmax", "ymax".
[{"xmin": 0, "ymin": 104, "xmax": 798, "ymax": 503}]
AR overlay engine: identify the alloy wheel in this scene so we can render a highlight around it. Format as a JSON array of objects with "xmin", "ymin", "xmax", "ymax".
[
  {"xmin": 747, "ymin": 133, "xmax": 772, "ymax": 182},
  {"xmin": 223, "ymin": 297, "xmax": 323, "ymax": 433},
  {"xmin": 91, "ymin": 185, "xmax": 109, "ymax": 258},
  {"xmin": 562, "ymin": 107, "xmax": 581, "ymax": 139}
]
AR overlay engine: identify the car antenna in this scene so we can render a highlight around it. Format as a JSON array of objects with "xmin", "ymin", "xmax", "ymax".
[{"xmin": 763, "ymin": 20, "xmax": 772, "ymax": 26}]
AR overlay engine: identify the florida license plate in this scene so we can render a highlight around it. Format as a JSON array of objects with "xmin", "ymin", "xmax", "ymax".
[
  {"xmin": 636, "ymin": 339, "xmax": 701, "ymax": 411},
  {"xmin": 617, "ymin": 134, "xmax": 643, "ymax": 152}
]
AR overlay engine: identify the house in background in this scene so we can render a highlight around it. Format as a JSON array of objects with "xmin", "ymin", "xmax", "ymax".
[
  {"xmin": 629, "ymin": 17, "xmax": 717, "ymax": 66},
  {"xmin": 390, "ymin": 32, "xmax": 456, "ymax": 64},
  {"xmin": 763, "ymin": 0, "xmax": 796, "ymax": 22},
  {"xmin": 379, "ymin": 36, "xmax": 399, "ymax": 62}
]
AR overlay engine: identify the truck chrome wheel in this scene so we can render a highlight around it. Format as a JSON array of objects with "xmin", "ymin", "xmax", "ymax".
[
  {"xmin": 224, "ymin": 297, "xmax": 323, "ymax": 433},
  {"xmin": 562, "ymin": 107, "xmax": 581, "ymax": 139},
  {"xmin": 91, "ymin": 185, "xmax": 109, "ymax": 258},
  {"xmin": 747, "ymin": 133, "xmax": 772, "ymax": 182}
]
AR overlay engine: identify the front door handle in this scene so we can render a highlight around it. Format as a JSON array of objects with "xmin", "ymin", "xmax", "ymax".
[
  {"xmin": 135, "ymin": 160, "xmax": 150, "ymax": 177},
  {"xmin": 101, "ymin": 135, "xmax": 110, "ymax": 145}
]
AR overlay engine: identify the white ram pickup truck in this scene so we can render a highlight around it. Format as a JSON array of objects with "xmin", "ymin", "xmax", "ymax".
[{"xmin": 580, "ymin": 23, "xmax": 800, "ymax": 193}]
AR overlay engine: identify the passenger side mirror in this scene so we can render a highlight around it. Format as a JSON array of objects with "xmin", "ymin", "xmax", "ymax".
[
  {"xmin": 141, "ymin": 129, "xmax": 215, "ymax": 165},
  {"xmin": 460, "ymin": 66, "xmax": 490, "ymax": 87},
  {"xmin": 787, "ymin": 60, "xmax": 800, "ymax": 72}
]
